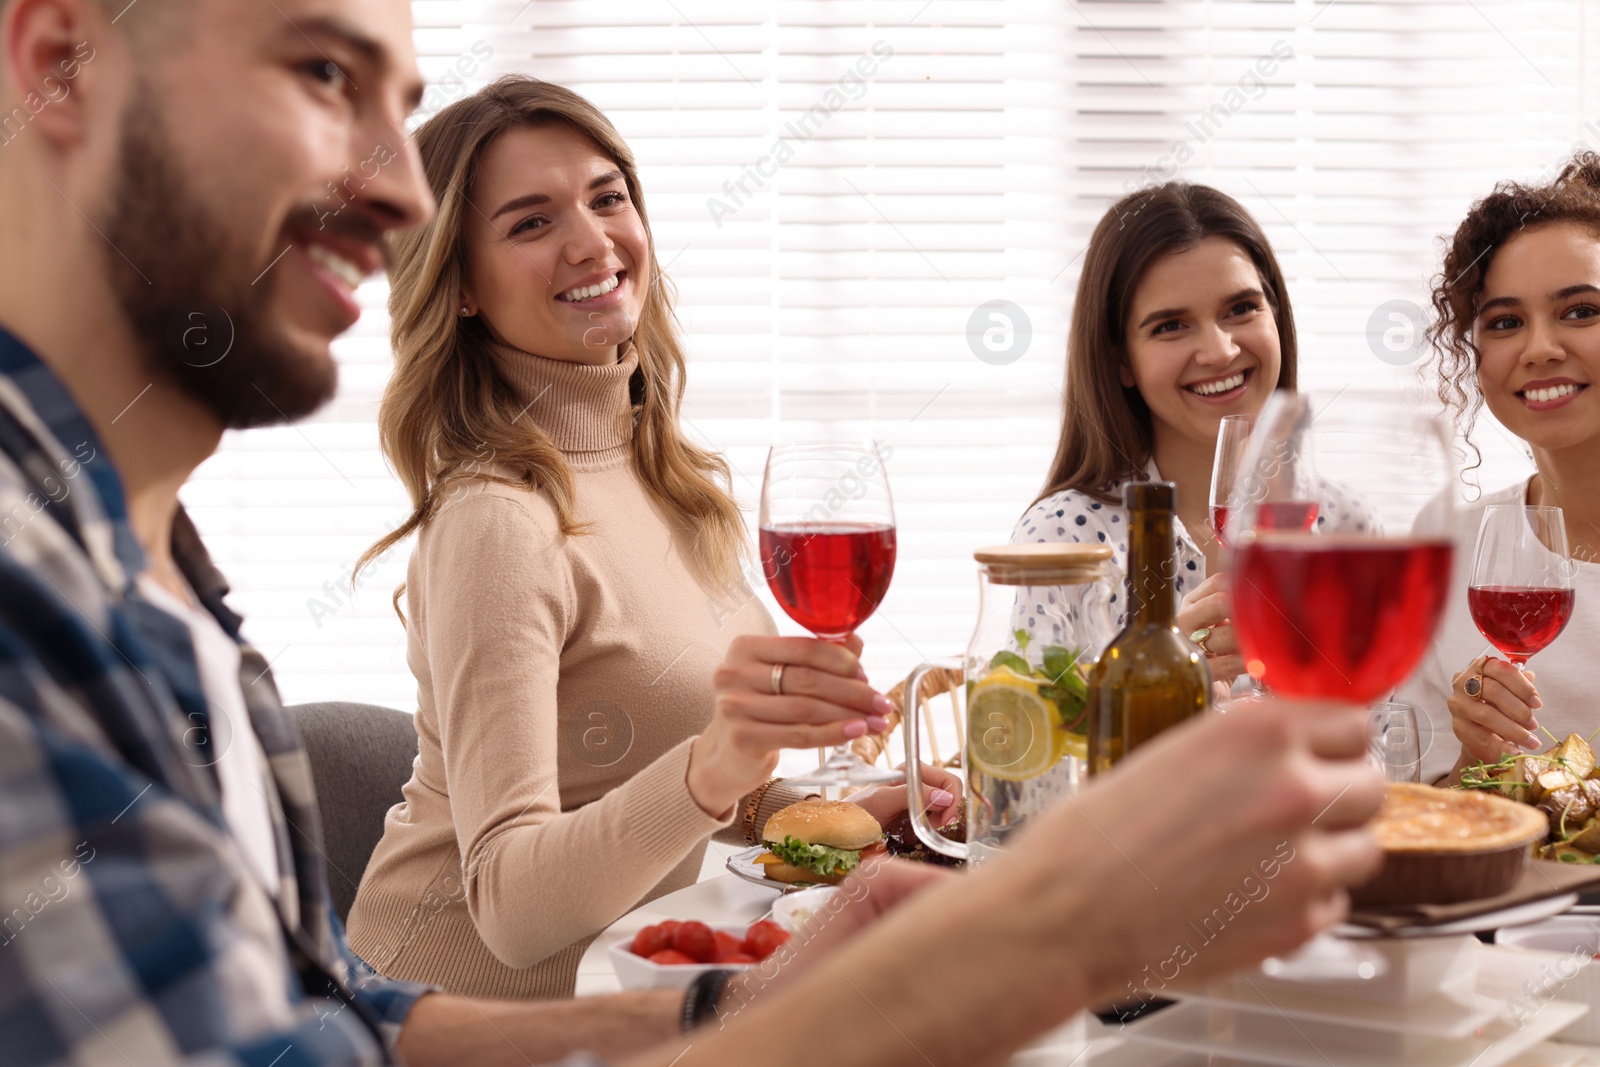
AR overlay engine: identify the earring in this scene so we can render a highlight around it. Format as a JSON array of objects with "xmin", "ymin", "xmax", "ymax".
[{"xmin": 459, "ymin": 306, "xmax": 471, "ymax": 317}]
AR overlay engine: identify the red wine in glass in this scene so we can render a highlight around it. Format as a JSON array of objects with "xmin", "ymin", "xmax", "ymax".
[
  {"xmin": 1468, "ymin": 586, "xmax": 1575, "ymax": 666},
  {"xmin": 760, "ymin": 523, "xmax": 897, "ymax": 639},
  {"xmin": 759, "ymin": 441, "xmax": 902, "ymax": 786},
  {"xmin": 1209, "ymin": 504, "xmax": 1231, "ymax": 547},
  {"xmin": 1261, "ymin": 500, "xmax": 1319, "ymax": 532},
  {"xmin": 1224, "ymin": 393, "xmax": 1453, "ymax": 985},
  {"xmin": 1211, "ymin": 501, "xmax": 1318, "ymax": 548},
  {"xmin": 1468, "ymin": 505, "xmax": 1574, "ymax": 670},
  {"xmin": 1209, "ymin": 415, "xmax": 1255, "ymax": 549},
  {"xmin": 1233, "ymin": 535, "xmax": 1454, "ymax": 705}
]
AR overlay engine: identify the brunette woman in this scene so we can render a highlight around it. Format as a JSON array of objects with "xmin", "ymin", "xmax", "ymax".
[
  {"xmin": 1398, "ymin": 153, "xmax": 1600, "ymax": 784},
  {"xmin": 345, "ymin": 76, "xmax": 958, "ymax": 998},
  {"xmin": 1013, "ymin": 183, "xmax": 1371, "ymax": 688}
]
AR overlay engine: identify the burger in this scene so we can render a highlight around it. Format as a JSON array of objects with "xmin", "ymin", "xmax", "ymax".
[{"xmin": 756, "ymin": 798, "xmax": 886, "ymax": 885}]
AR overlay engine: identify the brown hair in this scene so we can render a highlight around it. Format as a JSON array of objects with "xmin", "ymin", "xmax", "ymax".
[
  {"xmin": 357, "ymin": 76, "xmax": 747, "ymax": 604},
  {"xmin": 1036, "ymin": 182, "xmax": 1297, "ymax": 505},
  {"xmin": 1428, "ymin": 152, "xmax": 1600, "ymax": 474}
]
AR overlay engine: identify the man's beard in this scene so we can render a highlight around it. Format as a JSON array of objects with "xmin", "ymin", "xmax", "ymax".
[{"xmin": 103, "ymin": 85, "xmax": 339, "ymax": 430}]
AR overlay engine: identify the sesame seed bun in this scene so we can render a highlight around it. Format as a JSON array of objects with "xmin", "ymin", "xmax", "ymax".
[{"xmin": 763, "ymin": 798, "xmax": 883, "ymax": 851}]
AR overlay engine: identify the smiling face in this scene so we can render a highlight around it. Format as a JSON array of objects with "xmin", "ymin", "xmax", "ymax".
[
  {"xmin": 1473, "ymin": 221, "xmax": 1600, "ymax": 455},
  {"xmin": 1120, "ymin": 235, "xmax": 1282, "ymax": 454},
  {"xmin": 100, "ymin": 0, "xmax": 433, "ymax": 427},
  {"xmin": 461, "ymin": 123, "xmax": 650, "ymax": 365}
]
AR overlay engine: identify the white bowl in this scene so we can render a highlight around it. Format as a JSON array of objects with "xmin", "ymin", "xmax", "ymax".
[
  {"xmin": 770, "ymin": 886, "xmax": 843, "ymax": 934},
  {"xmin": 1494, "ymin": 916, "xmax": 1600, "ymax": 1045},
  {"xmin": 607, "ymin": 925, "xmax": 758, "ymax": 991}
]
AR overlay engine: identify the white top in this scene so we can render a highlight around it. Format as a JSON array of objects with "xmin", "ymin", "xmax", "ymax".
[
  {"xmin": 1398, "ymin": 478, "xmax": 1600, "ymax": 784},
  {"xmin": 1009, "ymin": 457, "xmax": 1377, "ymax": 642},
  {"xmin": 139, "ymin": 576, "xmax": 282, "ymax": 898}
]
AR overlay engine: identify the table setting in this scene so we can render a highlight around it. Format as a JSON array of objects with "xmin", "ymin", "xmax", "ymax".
[{"xmin": 577, "ymin": 394, "xmax": 1600, "ymax": 1063}]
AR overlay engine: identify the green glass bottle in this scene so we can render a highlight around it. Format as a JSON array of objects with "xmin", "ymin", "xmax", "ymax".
[{"xmin": 1086, "ymin": 481, "xmax": 1211, "ymax": 774}]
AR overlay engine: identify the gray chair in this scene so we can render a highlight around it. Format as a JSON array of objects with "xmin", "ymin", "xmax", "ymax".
[{"xmin": 286, "ymin": 701, "xmax": 418, "ymax": 923}]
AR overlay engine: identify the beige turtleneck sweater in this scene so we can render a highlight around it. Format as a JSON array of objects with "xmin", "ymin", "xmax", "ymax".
[{"xmin": 346, "ymin": 341, "xmax": 810, "ymax": 1000}]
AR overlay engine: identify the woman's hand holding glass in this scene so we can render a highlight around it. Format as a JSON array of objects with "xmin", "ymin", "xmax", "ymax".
[
  {"xmin": 1448, "ymin": 654, "xmax": 1544, "ymax": 764},
  {"xmin": 686, "ymin": 633, "xmax": 894, "ymax": 817},
  {"xmin": 1177, "ymin": 572, "xmax": 1245, "ymax": 687},
  {"xmin": 1448, "ymin": 504, "xmax": 1572, "ymax": 767}
]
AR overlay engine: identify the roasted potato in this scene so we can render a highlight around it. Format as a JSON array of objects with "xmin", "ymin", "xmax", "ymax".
[
  {"xmin": 1514, "ymin": 753, "xmax": 1551, "ymax": 802},
  {"xmin": 1543, "ymin": 780, "xmax": 1600, "ymax": 836},
  {"xmin": 1552, "ymin": 733, "xmax": 1597, "ymax": 780},
  {"xmin": 1542, "ymin": 786, "xmax": 1590, "ymax": 832},
  {"xmin": 1459, "ymin": 735, "xmax": 1600, "ymax": 855},
  {"xmin": 1538, "ymin": 768, "xmax": 1583, "ymax": 799},
  {"xmin": 1569, "ymin": 812, "xmax": 1600, "ymax": 852}
]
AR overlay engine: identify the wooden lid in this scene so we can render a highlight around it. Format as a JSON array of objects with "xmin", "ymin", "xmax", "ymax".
[{"xmin": 972, "ymin": 543, "xmax": 1114, "ymax": 585}]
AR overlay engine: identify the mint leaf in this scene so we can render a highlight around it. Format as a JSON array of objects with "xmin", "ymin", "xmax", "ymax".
[
  {"xmin": 1040, "ymin": 646, "xmax": 1082, "ymax": 685},
  {"xmin": 1037, "ymin": 645, "xmax": 1089, "ymax": 729},
  {"xmin": 989, "ymin": 650, "xmax": 1032, "ymax": 677},
  {"xmin": 1013, "ymin": 629, "xmax": 1032, "ymax": 654}
]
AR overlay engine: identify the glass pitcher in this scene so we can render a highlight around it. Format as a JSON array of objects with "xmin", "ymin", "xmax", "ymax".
[{"xmin": 904, "ymin": 543, "xmax": 1117, "ymax": 867}]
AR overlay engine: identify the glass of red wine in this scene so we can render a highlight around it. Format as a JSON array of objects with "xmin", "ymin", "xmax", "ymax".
[
  {"xmin": 759, "ymin": 441, "xmax": 903, "ymax": 786},
  {"xmin": 1209, "ymin": 414, "xmax": 1255, "ymax": 549},
  {"xmin": 1212, "ymin": 412, "xmax": 1319, "ymax": 699},
  {"xmin": 1228, "ymin": 392, "xmax": 1455, "ymax": 707},
  {"xmin": 1213, "ymin": 413, "xmax": 1321, "ymax": 547},
  {"xmin": 1467, "ymin": 505, "xmax": 1574, "ymax": 670},
  {"xmin": 1227, "ymin": 391, "xmax": 1454, "ymax": 984}
]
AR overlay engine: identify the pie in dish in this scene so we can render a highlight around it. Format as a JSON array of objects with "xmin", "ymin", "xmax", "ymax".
[{"xmin": 1351, "ymin": 782, "xmax": 1550, "ymax": 907}]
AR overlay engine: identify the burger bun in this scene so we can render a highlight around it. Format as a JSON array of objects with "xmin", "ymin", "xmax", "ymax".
[
  {"xmin": 761, "ymin": 860, "xmax": 848, "ymax": 886},
  {"xmin": 763, "ymin": 798, "xmax": 882, "ymax": 851}
]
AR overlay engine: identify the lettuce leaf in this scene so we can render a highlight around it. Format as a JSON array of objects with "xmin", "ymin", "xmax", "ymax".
[{"xmin": 764, "ymin": 835, "xmax": 863, "ymax": 877}]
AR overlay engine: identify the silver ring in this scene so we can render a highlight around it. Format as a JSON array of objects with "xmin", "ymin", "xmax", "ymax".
[{"xmin": 771, "ymin": 663, "xmax": 786, "ymax": 696}]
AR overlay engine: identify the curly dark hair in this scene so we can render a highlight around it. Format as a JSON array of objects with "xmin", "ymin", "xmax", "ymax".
[{"xmin": 1429, "ymin": 152, "xmax": 1600, "ymax": 477}]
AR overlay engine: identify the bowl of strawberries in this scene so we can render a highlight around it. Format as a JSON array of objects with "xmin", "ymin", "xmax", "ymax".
[{"xmin": 608, "ymin": 918, "xmax": 793, "ymax": 991}]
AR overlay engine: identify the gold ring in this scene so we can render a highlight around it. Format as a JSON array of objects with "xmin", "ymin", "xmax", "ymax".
[
  {"xmin": 1190, "ymin": 627, "xmax": 1214, "ymax": 655},
  {"xmin": 771, "ymin": 663, "xmax": 786, "ymax": 695}
]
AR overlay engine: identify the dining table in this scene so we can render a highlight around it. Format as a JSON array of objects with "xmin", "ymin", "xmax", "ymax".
[
  {"xmin": 575, "ymin": 868, "xmax": 1114, "ymax": 1064},
  {"xmin": 575, "ymin": 867, "xmax": 1600, "ymax": 1067}
]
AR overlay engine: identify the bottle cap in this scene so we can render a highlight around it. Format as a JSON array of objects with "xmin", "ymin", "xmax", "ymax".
[{"xmin": 1123, "ymin": 481, "xmax": 1176, "ymax": 512}]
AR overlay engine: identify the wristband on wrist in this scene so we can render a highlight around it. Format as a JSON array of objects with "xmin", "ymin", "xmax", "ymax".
[
  {"xmin": 741, "ymin": 778, "xmax": 779, "ymax": 844},
  {"xmin": 681, "ymin": 968, "xmax": 735, "ymax": 1033}
]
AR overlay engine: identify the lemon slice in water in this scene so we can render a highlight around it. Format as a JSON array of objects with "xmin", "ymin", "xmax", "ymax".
[{"xmin": 967, "ymin": 668, "xmax": 1065, "ymax": 782}]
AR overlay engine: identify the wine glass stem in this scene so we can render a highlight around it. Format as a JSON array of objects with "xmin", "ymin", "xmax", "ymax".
[{"xmin": 811, "ymin": 630, "xmax": 867, "ymax": 766}]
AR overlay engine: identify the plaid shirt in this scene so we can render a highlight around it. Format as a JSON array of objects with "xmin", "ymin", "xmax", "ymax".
[{"xmin": 0, "ymin": 327, "xmax": 431, "ymax": 1066}]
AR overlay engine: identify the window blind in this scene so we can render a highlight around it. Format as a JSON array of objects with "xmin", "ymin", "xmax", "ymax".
[{"xmin": 183, "ymin": 1, "xmax": 1595, "ymax": 771}]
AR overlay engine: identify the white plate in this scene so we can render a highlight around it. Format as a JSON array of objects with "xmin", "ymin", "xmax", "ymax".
[
  {"xmin": 1122, "ymin": 998, "xmax": 1585, "ymax": 1067},
  {"xmin": 1171, "ymin": 944, "xmax": 1564, "ymax": 1038},
  {"xmin": 725, "ymin": 844, "xmax": 778, "ymax": 888},
  {"xmin": 1338, "ymin": 893, "xmax": 1580, "ymax": 939},
  {"xmin": 724, "ymin": 844, "xmax": 837, "ymax": 891}
]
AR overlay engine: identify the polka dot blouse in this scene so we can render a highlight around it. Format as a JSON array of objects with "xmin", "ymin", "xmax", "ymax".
[{"xmin": 1008, "ymin": 458, "xmax": 1379, "ymax": 644}]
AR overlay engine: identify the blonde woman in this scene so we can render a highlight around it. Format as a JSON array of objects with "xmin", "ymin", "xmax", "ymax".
[{"xmin": 345, "ymin": 76, "xmax": 959, "ymax": 999}]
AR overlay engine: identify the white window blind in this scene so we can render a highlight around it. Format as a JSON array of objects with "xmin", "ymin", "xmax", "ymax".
[{"xmin": 183, "ymin": 2, "xmax": 1598, "ymax": 759}]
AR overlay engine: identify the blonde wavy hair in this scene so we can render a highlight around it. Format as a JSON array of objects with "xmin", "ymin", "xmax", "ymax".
[{"xmin": 357, "ymin": 76, "xmax": 747, "ymax": 605}]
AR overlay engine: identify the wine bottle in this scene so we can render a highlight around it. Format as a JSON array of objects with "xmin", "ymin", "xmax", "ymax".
[{"xmin": 1086, "ymin": 481, "xmax": 1211, "ymax": 774}]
